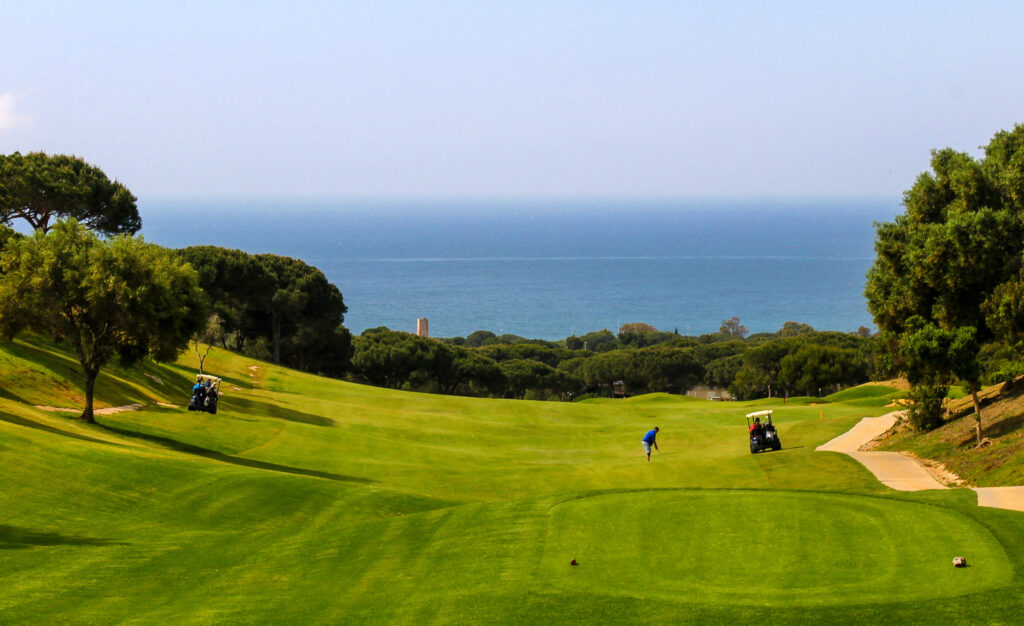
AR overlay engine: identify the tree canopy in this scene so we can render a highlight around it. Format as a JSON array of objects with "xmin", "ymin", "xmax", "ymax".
[
  {"xmin": 178, "ymin": 246, "xmax": 351, "ymax": 376},
  {"xmin": 866, "ymin": 124, "xmax": 1024, "ymax": 438},
  {"xmin": 0, "ymin": 152, "xmax": 140, "ymax": 235},
  {"xmin": 0, "ymin": 220, "xmax": 206, "ymax": 422}
]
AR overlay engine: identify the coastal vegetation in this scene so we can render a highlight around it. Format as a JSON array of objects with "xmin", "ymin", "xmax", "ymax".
[
  {"xmin": 0, "ymin": 220, "xmax": 206, "ymax": 422},
  {"xmin": 177, "ymin": 246, "xmax": 352, "ymax": 376},
  {"xmin": 866, "ymin": 123, "xmax": 1024, "ymax": 441},
  {"xmin": 4, "ymin": 138, "xmax": 1024, "ymax": 621},
  {"xmin": 0, "ymin": 151, "xmax": 140, "ymax": 235},
  {"xmin": 357, "ymin": 320, "xmax": 882, "ymax": 401}
]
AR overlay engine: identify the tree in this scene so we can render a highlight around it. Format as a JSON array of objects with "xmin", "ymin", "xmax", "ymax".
[
  {"xmin": 704, "ymin": 354, "xmax": 745, "ymax": 389},
  {"xmin": 0, "ymin": 220, "xmax": 206, "ymax": 422},
  {"xmin": 0, "ymin": 224, "xmax": 20, "ymax": 250},
  {"xmin": 619, "ymin": 322, "xmax": 658, "ymax": 334},
  {"xmin": 719, "ymin": 316, "xmax": 748, "ymax": 338},
  {"xmin": 743, "ymin": 338, "xmax": 799, "ymax": 397},
  {"xmin": 180, "ymin": 247, "xmax": 351, "ymax": 375},
  {"xmin": 778, "ymin": 321, "xmax": 815, "ymax": 337},
  {"xmin": 729, "ymin": 366, "xmax": 770, "ymax": 400},
  {"xmin": 632, "ymin": 347, "xmax": 703, "ymax": 394},
  {"xmin": 779, "ymin": 344, "xmax": 864, "ymax": 396},
  {"xmin": 897, "ymin": 319, "xmax": 981, "ymax": 435},
  {"xmin": 618, "ymin": 322, "xmax": 675, "ymax": 348},
  {"xmin": 351, "ymin": 329, "xmax": 435, "ymax": 389},
  {"xmin": 866, "ymin": 125, "xmax": 1024, "ymax": 443},
  {"xmin": 193, "ymin": 313, "xmax": 225, "ymax": 375},
  {"xmin": 565, "ymin": 329, "xmax": 617, "ymax": 352},
  {"xmin": 0, "ymin": 152, "xmax": 140, "ymax": 235}
]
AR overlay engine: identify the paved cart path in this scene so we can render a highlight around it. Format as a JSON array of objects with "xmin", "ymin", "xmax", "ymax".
[{"xmin": 817, "ymin": 411, "xmax": 1024, "ymax": 512}]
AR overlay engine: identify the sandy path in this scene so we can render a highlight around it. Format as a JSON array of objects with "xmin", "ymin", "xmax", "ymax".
[
  {"xmin": 818, "ymin": 411, "xmax": 1024, "ymax": 512},
  {"xmin": 816, "ymin": 412, "xmax": 948, "ymax": 491}
]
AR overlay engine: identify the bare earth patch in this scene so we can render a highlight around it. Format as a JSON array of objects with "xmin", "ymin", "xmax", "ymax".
[
  {"xmin": 145, "ymin": 373, "xmax": 165, "ymax": 385},
  {"xmin": 34, "ymin": 403, "xmax": 144, "ymax": 415}
]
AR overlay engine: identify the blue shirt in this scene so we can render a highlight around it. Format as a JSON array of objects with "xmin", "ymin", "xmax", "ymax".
[{"xmin": 642, "ymin": 429, "xmax": 658, "ymax": 443}]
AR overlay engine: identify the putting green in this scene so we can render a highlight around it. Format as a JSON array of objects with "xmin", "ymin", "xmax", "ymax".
[{"xmin": 542, "ymin": 490, "xmax": 1013, "ymax": 606}]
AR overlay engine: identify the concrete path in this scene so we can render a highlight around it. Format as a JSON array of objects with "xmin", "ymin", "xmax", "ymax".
[
  {"xmin": 818, "ymin": 411, "xmax": 1024, "ymax": 512},
  {"xmin": 973, "ymin": 487, "xmax": 1024, "ymax": 512},
  {"xmin": 816, "ymin": 412, "xmax": 948, "ymax": 491}
]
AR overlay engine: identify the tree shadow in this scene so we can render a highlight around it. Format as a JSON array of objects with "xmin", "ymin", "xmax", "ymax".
[
  {"xmin": 0, "ymin": 525, "xmax": 127, "ymax": 549},
  {"xmin": 97, "ymin": 421, "xmax": 373, "ymax": 484},
  {"xmin": 225, "ymin": 395, "xmax": 336, "ymax": 427},
  {"xmin": 0, "ymin": 409, "xmax": 120, "ymax": 446},
  {"xmin": 2, "ymin": 338, "xmax": 146, "ymax": 407},
  {"xmin": 0, "ymin": 385, "xmax": 30, "ymax": 404},
  {"xmin": 984, "ymin": 413, "xmax": 1024, "ymax": 439}
]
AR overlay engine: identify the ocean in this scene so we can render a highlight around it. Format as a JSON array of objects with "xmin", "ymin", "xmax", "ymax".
[{"xmin": 138, "ymin": 198, "xmax": 901, "ymax": 340}]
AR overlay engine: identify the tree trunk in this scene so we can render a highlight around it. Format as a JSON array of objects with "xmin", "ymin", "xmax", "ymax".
[
  {"xmin": 194, "ymin": 341, "xmax": 205, "ymax": 375},
  {"xmin": 972, "ymin": 389, "xmax": 983, "ymax": 445},
  {"xmin": 81, "ymin": 367, "xmax": 98, "ymax": 424},
  {"xmin": 272, "ymin": 318, "xmax": 282, "ymax": 364}
]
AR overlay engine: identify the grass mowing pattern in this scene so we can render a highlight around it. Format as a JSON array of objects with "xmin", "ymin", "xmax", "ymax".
[
  {"xmin": 1, "ymin": 336, "xmax": 1023, "ymax": 623},
  {"xmin": 544, "ymin": 490, "xmax": 1011, "ymax": 606}
]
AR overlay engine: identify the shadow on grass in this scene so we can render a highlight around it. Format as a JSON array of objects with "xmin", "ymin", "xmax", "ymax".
[
  {"xmin": 0, "ymin": 409, "xmax": 120, "ymax": 446},
  {"xmin": 0, "ymin": 385, "xmax": 30, "ymax": 404},
  {"xmin": 225, "ymin": 395, "xmax": 336, "ymax": 427},
  {"xmin": 984, "ymin": 413, "xmax": 1024, "ymax": 439},
  {"xmin": 0, "ymin": 525, "xmax": 127, "ymax": 549},
  {"xmin": 97, "ymin": 421, "xmax": 373, "ymax": 484},
  {"xmin": 3, "ymin": 338, "xmax": 143, "ymax": 407}
]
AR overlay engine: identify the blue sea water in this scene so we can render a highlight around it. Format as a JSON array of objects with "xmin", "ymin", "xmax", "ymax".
[{"xmin": 138, "ymin": 198, "xmax": 901, "ymax": 340}]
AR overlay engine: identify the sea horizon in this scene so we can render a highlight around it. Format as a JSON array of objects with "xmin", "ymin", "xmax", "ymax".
[{"xmin": 137, "ymin": 197, "xmax": 902, "ymax": 340}]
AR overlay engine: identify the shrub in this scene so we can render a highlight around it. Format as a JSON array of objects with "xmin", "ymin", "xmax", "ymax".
[{"xmin": 906, "ymin": 384, "xmax": 947, "ymax": 431}]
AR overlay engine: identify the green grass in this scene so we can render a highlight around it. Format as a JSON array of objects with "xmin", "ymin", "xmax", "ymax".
[
  {"xmin": 825, "ymin": 384, "xmax": 906, "ymax": 406},
  {"xmin": 1, "ymin": 337, "xmax": 1023, "ymax": 624}
]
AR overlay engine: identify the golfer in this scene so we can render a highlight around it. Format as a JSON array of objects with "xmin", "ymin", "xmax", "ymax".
[{"xmin": 642, "ymin": 427, "xmax": 660, "ymax": 461}]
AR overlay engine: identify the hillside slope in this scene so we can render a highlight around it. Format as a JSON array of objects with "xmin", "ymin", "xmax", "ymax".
[
  {"xmin": 2, "ymin": 336, "xmax": 1024, "ymax": 624},
  {"xmin": 877, "ymin": 381, "xmax": 1024, "ymax": 487}
]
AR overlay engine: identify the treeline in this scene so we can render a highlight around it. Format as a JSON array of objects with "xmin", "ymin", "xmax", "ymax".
[
  {"xmin": 348, "ymin": 320, "xmax": 890, "ymax": 401},
  {"xmin": 178, "ymin": 246, "xmax": 352, "ymax": 376}
]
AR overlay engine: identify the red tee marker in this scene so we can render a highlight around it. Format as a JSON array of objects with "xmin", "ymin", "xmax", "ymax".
[{"xmin": 570, "ymin": 559, "xmax": 578, "ymax": 566}]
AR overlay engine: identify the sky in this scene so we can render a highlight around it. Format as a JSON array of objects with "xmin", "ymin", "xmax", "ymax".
[{"xmin": 2, "ymin": 1, "xmax": 1023, "ymax": 201}]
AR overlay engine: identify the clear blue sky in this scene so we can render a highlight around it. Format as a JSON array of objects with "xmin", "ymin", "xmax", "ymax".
[{"xmin": 2, "ymin": 1, "xmax": 1022, "ymax": 201}]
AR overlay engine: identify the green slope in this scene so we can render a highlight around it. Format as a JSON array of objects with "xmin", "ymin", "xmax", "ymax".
[{"xmin": 1, "ymin": 336, "xmax": 1022, "ymax": 624}]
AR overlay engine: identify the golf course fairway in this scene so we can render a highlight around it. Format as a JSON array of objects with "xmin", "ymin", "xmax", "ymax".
[{"xmin": 2, "ymin": 335, "xmax": 1024, "ymax": 624}]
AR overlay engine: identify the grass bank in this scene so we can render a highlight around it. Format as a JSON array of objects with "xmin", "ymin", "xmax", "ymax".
[{"xmin": 1, "ymin": 336, "xmax": 1022, "ymax": 623}]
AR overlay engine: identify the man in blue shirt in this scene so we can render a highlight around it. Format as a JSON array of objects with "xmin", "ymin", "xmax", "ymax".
[{"xmin": 642, "ymin": 427, "xmax": 660, "ymax": 461}]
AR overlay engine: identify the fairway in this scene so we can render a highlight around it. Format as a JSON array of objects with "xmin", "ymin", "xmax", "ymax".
[{"xmin": 2, "ymin": 337, "xmax": 1024, "ymax": 623}]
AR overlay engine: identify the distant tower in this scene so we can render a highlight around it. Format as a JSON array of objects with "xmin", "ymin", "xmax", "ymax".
[{"xmin": 416, "ymin": 317, "xmax": 429, "ymax": 338}]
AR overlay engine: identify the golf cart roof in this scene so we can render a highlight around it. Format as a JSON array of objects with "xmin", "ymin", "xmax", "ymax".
[
  {"xmin": 195, "ymin": 374, "xmax": 221, "ymax": 385},
  {"xmin": 746, "ymin": 410, "xmax": 773, "ymax": 419}
]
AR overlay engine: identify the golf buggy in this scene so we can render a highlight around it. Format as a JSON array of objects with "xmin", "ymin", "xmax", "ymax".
[
  {"xmin": 187, "ymin": 374, "xmax": 221, "ymax": 414},
  {"xmin": 746, "ymin": 409, "xmax": 781, "ymax": 453}
]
